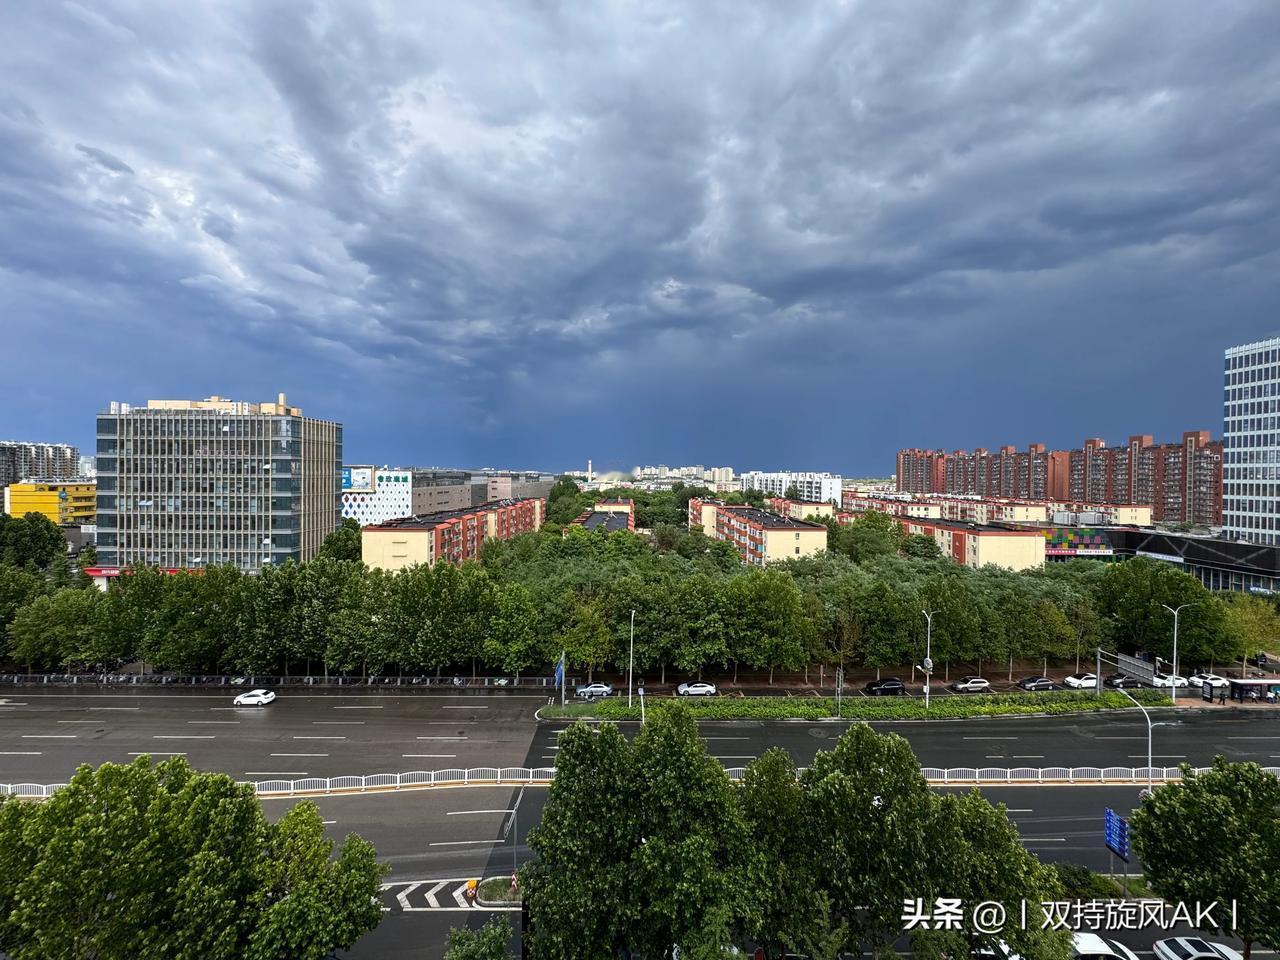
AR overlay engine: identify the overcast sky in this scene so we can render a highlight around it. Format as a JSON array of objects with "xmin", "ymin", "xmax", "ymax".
[{"xmin": 2, "ymin": 1, "xmax": 1277, "ymax": 475}]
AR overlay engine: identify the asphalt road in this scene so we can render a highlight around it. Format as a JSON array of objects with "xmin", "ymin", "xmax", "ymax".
[
  {"xmin": 5, "ymin": 688, "xmax": 1273, "ymax": 958},
  {"xmin": 5, "ymin": 686, "xmax": 1279, "ymax": 784}
]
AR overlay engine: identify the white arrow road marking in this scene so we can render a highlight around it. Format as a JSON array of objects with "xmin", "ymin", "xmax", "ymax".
[
  {"xmin": 453, "ymin": 883, "xmax": 472, "ymax": 908},
  {"xmin": 425, "ymin": 881, "xmax": 448, "ymax": 909},
  {"xmin": 396, "ymin": 883, "xmax": 424, "ymax": 912}
]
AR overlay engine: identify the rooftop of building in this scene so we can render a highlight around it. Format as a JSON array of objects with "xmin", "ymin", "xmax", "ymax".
[
  {"xmin": 574, "ymin": 511, "xmax": 632, "ymax": 532},
  {"xmin": 902, "ymin": 517, "xmax": 1045, "ymax": 536},
  {"xmin": 100, "ymin": 393, "xmax": 338, "ymax": 421},
  {"xmin": 721, "ymin": 506, "xmax": 827, "ymax": 530},
  {"xmin": 597, "ymin": 497, "xmax": 633, "ymax": 505},
  {"xmin": 362, "ymin": 498, "xmax": 537, "ymax": 531},
  {"xmin": 6, "ymin": 477, "xmax": 96, "ymax": 487}
]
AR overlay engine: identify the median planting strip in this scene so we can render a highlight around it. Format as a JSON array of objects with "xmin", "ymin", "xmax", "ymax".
[{"xmin": 540, "ymin": 689, "xmax": 1172, "ymax": 721}]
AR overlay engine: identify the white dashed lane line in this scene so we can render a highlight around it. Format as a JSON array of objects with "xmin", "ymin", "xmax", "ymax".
[
  {"xmin": 334, "ymin": 706, "xmax": 383, "ymax": 710},
  {"xmin": 0, "ymin": 751, "xmax": 42, "ymax": 755},
  {"xmin": 272, "ymin": 753, "xmax": 329, "ymax": 757},
  {"xmin": 154, "ymin": 735, "xmax": 214, "ymax": 740},
  {"xmin": 245, "ymin": 771, "xmax": 308, "ymax": 776},
  {"xmin": 22, "ymin": 735, "xmax": 76, "ymax": 739},
  {"xmin": 130, "ymin": 751, "xmax": 186, "ymax": 756},
  {"xmin": 403, "ymin": 754, "xmax": 456, "ymax": 758},
  {"xmin": 188, "ymin": 720, "xmax": 239, "ymax": 724},
  {"xmin": 293, "ymin": 736, "xmax": 346, "ymax": 740},
  {"xmin": 313, "ymin": 721, "xmax": 364, "ymax": 725}
]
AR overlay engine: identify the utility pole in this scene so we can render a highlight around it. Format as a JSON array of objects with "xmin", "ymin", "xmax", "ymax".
[
  {"xmin": 1161, "ymin": 603, "xmax": 1194, "ymax": 704},
  {"xmin": 1116, "ymin": 685, "xmax": 1154, "ymax": 797},
  {"xmin": 628, "ymin": 609, "xmax": 636, "ymax": 707},
  {"xmin": 922, "ymin": 610, "xmax": 936, "ymax": 712}
]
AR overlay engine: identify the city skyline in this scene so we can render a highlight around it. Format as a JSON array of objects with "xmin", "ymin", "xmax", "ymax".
[{"xmin": 2, "ymin": 3, "xmax": 1277, "ymax": 473}]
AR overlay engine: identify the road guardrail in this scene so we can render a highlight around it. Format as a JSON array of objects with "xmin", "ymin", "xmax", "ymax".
[{"xmin": 6, "ymin": 765, "xmax": 1277, "ymax": 800}]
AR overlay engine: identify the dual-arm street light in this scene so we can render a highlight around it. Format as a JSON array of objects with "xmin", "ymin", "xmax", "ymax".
[{"xmin": 1161, "ymin": 603, "xmax": 1194, "ymax": 704}]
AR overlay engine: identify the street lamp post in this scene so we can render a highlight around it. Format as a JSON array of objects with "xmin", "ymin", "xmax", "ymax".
[
  {"xmin": 628, "ymin": 609, "xmax": 636, "ymax": 708},
  {"xmin": 1161, "ymin": 603, "xmax": 1194, "ymax": 705},
  {"xmin": 922, "ymin": 610, "xmax": 936, "ymax": 711},
  {"xmin": 1116, "ymin": 686, "xmax": 1154, "ymax": 797}
]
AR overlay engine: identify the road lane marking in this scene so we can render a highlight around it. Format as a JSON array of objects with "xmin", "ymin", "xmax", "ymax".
[
  {"xmin": 447, "ymin": 809, "xmax": 511, "ymax": 815},
  {"xmin": 963, "ymin": 736, "xmax": 1017, "ymax": 740},
  {"xmin": 271, "ymin": 753, "xmax": 329, "ymax": 757},
  {"xmin": 1128, "ymin": 754, "xmax": 1185, "ymax": 758},
  {"xmin": 442, "ymin": 705, "xmax": 488, "ymax": 709},
  {"xmin": 293, "ymin": 736, "xmax": 346, "ymax": 740},
  {"xmin": 1096, "ymin": 737, "xmax": 1147, "ymax": 740},
  {"xmin": 334, "ymin": 706, "xmax": 383, "ymax": 709},
  {"xmin": 403, "ymin": 754, "xmax": 456, "ymax": 758},
  {"xmin": 188, "ymin": 720, "xmax": 240, "ymax": 724},
  {"xmin": 1007, "ymin": 809, "xmax": 1033, "ymax": 813},
  {"xmin": 1012, "ymin": 755, "xmax": 1045, "ymax": 759},
  {"xmin": 1021, "ymin": 837, "xmax": 1066, "ymax": 842},
  {"xmin": 56, "ymin": 720, "xmax": 99, "ymax": 723},
  {"xmin": 714, "ymin": 756, "xmax": 756, "ymax": 760},
  {"xmin": 22, "ymin": 735, "xmax": 76, "ymax": 738},
  {"xmin": 313, "ymin": 721, "xmax": 364, "ymax": 724},
  {"xmin": 323, "ymin": 820, "xmax": 337, "ymax": 825},
  {"xmin": 130, "ymin": 751, "xmax": 186, "ymax": 756},
  {"xmin": 89, "ymin": 706, "xmax": 138, "ymax": 710},
  {"xmin": 429, "ymin": 840, "xmax": 500, "ymax": 846},
  {"xmin": 155, "ymin": 735, "xmax": 214, "ymax": 740},
  {"xmin": 245, "ymin": 771, "xmax": 308, "ymax": 776},
  {"xmin": 701, "ymin": 737, "xmax": 749, "ymax": 741},
  {"xmin": 1228, "ymin": 736, "xmax": 1280, "ymax": 739},
  {"xmin": 0, "ymin": 751, "xmax": 42, "ymax": 755},
  {"xmin": 417, "ymin": 736, "xmax": 466, "ymax": 741}
]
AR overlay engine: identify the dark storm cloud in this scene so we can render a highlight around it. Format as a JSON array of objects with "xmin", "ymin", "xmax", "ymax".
[{"xmin": 1, "ymin": 0, "xmax": 1278, "ymax": 470}]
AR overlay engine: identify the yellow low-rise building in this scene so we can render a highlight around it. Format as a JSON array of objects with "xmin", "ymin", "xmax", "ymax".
[{"xmin": 4, "ymin": 480, "xmax": 96, "ymax": 525}]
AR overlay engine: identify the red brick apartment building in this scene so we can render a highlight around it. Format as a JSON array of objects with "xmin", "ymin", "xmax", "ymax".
[
  {"xmin": 897, "ymin": 432, "xmax": 1222, "ymax": 525},
  {"xmin": 361, "ymin": 498, "xmax": 545, "ymax": 570}
]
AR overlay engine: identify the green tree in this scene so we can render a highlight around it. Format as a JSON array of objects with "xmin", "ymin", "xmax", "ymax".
[
  {"xmin": 1223, "ymin": 593, "xmax": 1280, "ymax": 663},
  {"xmin": 445, "ymin": 916, "xmax": 512, "ymax": 960},
  {"xmin": 317, "ymin": 517, "xmax": 363, "ymax": 562},
  {"xmin": 0, "ymin": 756, "xmax": 386, "ymax": 960},
  {"xmin": 783, "ymin": 484, "xmax": 801, "ymax": 500},
  {"xmin": 0, "ymin": 564, "xmax": 45, "ymax": 636},
  {"xmin": 523, "ymin": 723, "xmax": 638, "ymax": 960},
  {"xmin": 901, "ymin": 533, "xmax": 942, "ymax": 560},
  {"xmin": 827, "ymin": 510, "xmax": 904, "ymax": 564},
  {"xmin": 0, "ymin": 512, "xmax": 66, "ymax": 569},
  {"xmin": 6, "ymin": 588, "xmax": 99, "ymax": 670},
  {"xmin": 1132, "ymin": 758, "xmax": 1280, "ymax": 959}
]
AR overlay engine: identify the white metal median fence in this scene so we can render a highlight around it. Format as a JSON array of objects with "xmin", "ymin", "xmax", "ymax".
[{"xmin": 6, "ymin": 766, "xmax": 1280, "ymax": 800}]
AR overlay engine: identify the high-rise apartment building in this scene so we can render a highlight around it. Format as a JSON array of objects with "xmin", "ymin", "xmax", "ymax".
[
  {"xmin": 0, "ymin": 441, "xmax": 80, "ymax": 489},
  {"xmin": 898, "ymin": 432, "xmax": 1220, "ymax": 525},
  {"xmin": 95, "ymin": 394, "xmax": 341, "ymax": 571},
  {"xmin": 1224, "ymin": 337, "xmax": 1280, "ymax": 543}
]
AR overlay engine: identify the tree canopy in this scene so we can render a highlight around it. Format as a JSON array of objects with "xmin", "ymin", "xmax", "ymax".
[{"xmin": 0, "ymin": 756, "xmax": 386, "ymax": 960}]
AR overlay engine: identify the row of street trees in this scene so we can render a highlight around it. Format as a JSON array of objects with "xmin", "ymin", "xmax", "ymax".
[{"xmin": 521, "ymin": 706, "xmax": 1072, "ymax": 959}]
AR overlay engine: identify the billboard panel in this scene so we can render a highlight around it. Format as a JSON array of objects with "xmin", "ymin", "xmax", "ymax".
[{"xmin": 341, "ymin": 465, "xmax": 375, "ymax": 492}]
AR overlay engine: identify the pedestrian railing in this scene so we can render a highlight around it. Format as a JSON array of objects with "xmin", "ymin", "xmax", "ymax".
[
  {"xmin": 6, "ymin": 766, "xmax": 1278, "ymax": 801},
  {"xmin": 0, "ymin": 673, "xmax": 560, "ymax": 689}
]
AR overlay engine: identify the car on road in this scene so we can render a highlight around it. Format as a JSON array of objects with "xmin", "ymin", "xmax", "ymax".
[
  {"xmin": 1016, "ymin": 676, "xmax": 1055, "ymax": 691},
  {"xmin": 1063, "ymin": 672, "xmax": 1097, "ymax": 689},
  {"xmin": 1152, "ymin": 672, "xmax": 1189, "ymax": 688},
  {"xmin": 1072, "ymin": 932, "xmax": 1140, "ymax": 960},
  {"xmin": 1188, "ymin": 671, "xmax": 1229, "ymax": 689},
  {"xmin": 575, "ymin": 681, "xmax": 613, "ymax": 699},
  {"xmin": 677, "ymin": 681, "xmax": 717, "ymax": 696},
  {"xmin": 864, "ymin": 677, "xmax": 907, "ymax": 696},
  {"xmin": 232, "ymin": 689, "xmax": 276, "ymax": 706},
  {"xmin": 949, "ymin": 676, "xmax": 991, "ymax": 693},
  {"xmin": 1105, "ymin": 672, "xmax": 1139, "ymax": 688},
  {"xmin": 1152, "ymin": 937, "xmax": 1243, "ymax": 960}
]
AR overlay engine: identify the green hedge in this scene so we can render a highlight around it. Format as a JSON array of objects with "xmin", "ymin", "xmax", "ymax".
[{"xmin": 542, "ymin": 689, "xmax": 1171, "ymax": 722}]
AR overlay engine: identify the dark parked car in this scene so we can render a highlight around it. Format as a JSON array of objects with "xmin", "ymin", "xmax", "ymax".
[
  {"xmin": 1105, "ymin": 673, "xmax": 1138, "ymax": 688},
  {"xmin": 1253, "ymin": 652, "xmax": 1271, "ymax": 669},
  {"xmin": 1017, "ymin": 676, "xmax": 1055, "ymax": 691},
  {"xmin": 864, "ymin": 677, "xmax": 907, "ymax": 697}
]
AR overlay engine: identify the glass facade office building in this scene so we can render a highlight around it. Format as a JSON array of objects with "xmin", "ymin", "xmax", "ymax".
[
  {"xmin": 1225, "ymin": 338, "xmax": 1280, "ymax": 545},
  {"xmin": 94, "ymin": 395, "xmax": 341, "ymax": 571}
]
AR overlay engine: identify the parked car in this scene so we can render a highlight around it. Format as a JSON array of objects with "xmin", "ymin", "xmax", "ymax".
[
  {"xmin": 1152, "ymin": 672, "xmax": 1189, "ymax": 688},
  {"xmin": 949, "ymin": 676, "xmax": 991, "ymax": 693},
  {"xmin": 864, "ymin": 677, "xmax": 907, "ymax": 696},
  {"xmin": 1063, "ymin": 672, "xmax": 1098, "ymax": 689},
  {"xmin": 1152, "ymin": 938, "xmax": 1242, "ymax": 960},
  {"xmin": 232, "ymin": 689, "xmax": 275, "ymax": 706},
  {"xmin": 677, "ymin": 682, "xmax": 717, "ymax": 697},
  {"xmin": 1072, "ymin": 932, "xmax": 1140, "ymax": 960},
  {"xmin": 1017, "ymin": 676, "xmax": 1055, "ymax": 691},
  {"xmin": 1188, "ymin": 671, "xmax": 1228, "ymax": 689},
  {"xmin": 1253, "ymin": 652, "xmax": 1271, "ymax": 669},
  {"xmin": 575, "ymin": 681, "xmax": 613, "ymax": 699},
  {"xmin": 1105, "ymin": 672, "xmax": 1138, "ymax": 688}
]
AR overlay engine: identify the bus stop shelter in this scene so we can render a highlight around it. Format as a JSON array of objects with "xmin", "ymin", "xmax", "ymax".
[{"xmin": 1226, "ymin": 678, "xmax": 1280, "ymax": 703}]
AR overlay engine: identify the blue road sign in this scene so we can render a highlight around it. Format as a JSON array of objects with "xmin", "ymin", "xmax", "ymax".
[{"xmin": 1104, "ymin": 807, "xmax": 1130, "ymax": 863}]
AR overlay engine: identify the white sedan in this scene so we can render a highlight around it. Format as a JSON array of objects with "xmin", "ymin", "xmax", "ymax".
[
  {"xmin": 1072, "ymin": 932, "xmax": 1140, "ymax": 960},
  {"xmin": 1063, "ymin": 672, "xmax": 1098, "ymax": 689},
  {"xmin": 1153, "ymin": 938, "xmax": 1242, "ymax": 960},
  {"xmin": 677, "ymin": 682, "xmax": 717, "ymax": 697},
  {"xmin": 1188, "ymin": 672, "xmax": 1228, "ymax": 689},
  {"xmin": 574, "ymin": 681, "xmax": 613, "ymax": 699},
  {"xmin": 1152, "ymin": 673, "xmax": 1190, "ymax": 688},
  {"xmin": 233, "ymin": 689, "xmax": 276, "ymax": 706}
]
